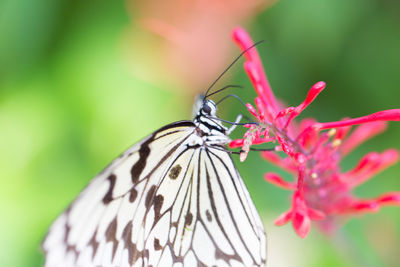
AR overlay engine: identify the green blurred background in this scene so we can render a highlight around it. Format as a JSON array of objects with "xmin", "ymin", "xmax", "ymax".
[{"xmin": 1, "ymin": 0, "xmax": 399, "ymax": 266}]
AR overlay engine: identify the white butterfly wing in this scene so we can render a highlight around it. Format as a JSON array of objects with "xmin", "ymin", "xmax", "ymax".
[
  {"xmin": 43, "ymin": 121, "xmax": 195, "ymax": 266},
  {"xmin": 146, "ymin": 147, "xmax": 266, "ymax": 267},
  {"xmin": 43, "ymin": 121, "xmax": 266, "ymax": 267}
]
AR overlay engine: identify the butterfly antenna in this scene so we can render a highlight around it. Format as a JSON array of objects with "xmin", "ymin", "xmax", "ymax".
[
  {"xmin": 230, "ymin": 148, "xmax": 275, "ymax": 157},
  {"xmin": 206, "ymin": 116, "xmax": 258, "ymax": 126},
  {"xmin": 203, "ymin": 40, "xmax": 265, "ymax": 98},
  {"xmin": 241, "ymin": 114, "xmax": 254, "ymax": 123},
  {"xmin": 205, "ymin": 84, "xmax": 243, "ymax": 98},
  {"xmin": 216, "ymin": 94, "xmax": 258, "ymax": 122},
  {"xmin": 210, "ymin": 145, "xmax": 256, "ymax": 155},
  {"xmin": 216, "ymin": 94, "xmax": 247, "ymax": 109}
]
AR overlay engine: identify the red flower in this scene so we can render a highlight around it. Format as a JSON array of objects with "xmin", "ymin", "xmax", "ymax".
[{"xmin": 230, "ymin": 27, "xmax": 400, "ymax": 238}]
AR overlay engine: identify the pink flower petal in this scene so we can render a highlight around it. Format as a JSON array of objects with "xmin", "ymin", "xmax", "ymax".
[
  {"xmin": 299, "ymin": 81, "xmax": 326, "ymax": 111},
  {"xmin": 343, "ymin": 149, "xmax": 399, "ymax": 188},
  {"xmin": 292, "ymin": 211, "xmax": 311, "ymax": 238},
  {"xmin": 284, "ymin": 81, "xmax": 326, "ymax": 127},
  {"xmin": 377, "ymin": 192, "xmax": 400, "ymax": 206},
  {"xmin": 264, "ymin": 173, "xmax": 296, "ymax": 190},
  {"xmin": 246, "ymin": 103, "xmax": 259, "ymax": 118},
  {"xmin": 274, "ymin": 210, "xmax": 292, "ymax": 226},
  {"xmin": 307, "ymin": 207, "xmax": 325, "ymax": 220},
  {"xmin": 261, "ymin": 151, "xmax": 297, "ymax": 173},
  {"xmin": 313, "ymin": 109, "xmax": 400, "ymax": 130},
  {"xmin": 340, "ymin": 122, "xmax": 387, "ymax": 156},
  {"xmin": 233, "ymin": 27, "xmax": 279, "ymax": 116},
  {"xmin": 349, "ymin": 200, "xmax": 380, "ymax": 213},
  {"xmin": 229, "ymin": 139, "xmax": 244, "ymax": 148}
]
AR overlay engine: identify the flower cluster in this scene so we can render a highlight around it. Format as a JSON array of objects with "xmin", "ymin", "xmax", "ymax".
[{"xmin": 230, "ymin": 27, "xmax": 400, "ymax": 238}]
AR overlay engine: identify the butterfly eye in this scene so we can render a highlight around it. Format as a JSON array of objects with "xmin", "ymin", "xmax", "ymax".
[{"xmin": 202, "ymin": 104, "xmax": 212, "ymax": 114}]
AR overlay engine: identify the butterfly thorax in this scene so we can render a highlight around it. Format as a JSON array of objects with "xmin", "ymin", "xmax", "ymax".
[{"xmin": 192, "ymin": 99, "xmax": 231, "ymax": 147}]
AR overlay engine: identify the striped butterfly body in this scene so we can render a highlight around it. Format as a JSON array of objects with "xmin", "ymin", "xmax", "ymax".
[{"xmin": 43, "ymin": 98, "xmax": 266, "ymax": 267}]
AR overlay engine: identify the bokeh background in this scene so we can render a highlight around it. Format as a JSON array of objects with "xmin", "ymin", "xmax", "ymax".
[{"xmin": 1, "ymin": 0, "xmax": 399, "ymax": 266}]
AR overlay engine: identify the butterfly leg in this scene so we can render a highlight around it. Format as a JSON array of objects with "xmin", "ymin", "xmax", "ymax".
[{"xmin": 226, "ymin": 114, "xmax": 242, "ymax": 135}]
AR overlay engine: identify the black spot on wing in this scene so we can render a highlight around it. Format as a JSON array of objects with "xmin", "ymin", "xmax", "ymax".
[
  {"xmin": 121, "ymin": 221, "xmax": 135, "ymax": 264},
  {"xmin": 103, "ymin": 174, "xmax": 116, "ymax": 204},
  {"xmin": 205, "ymin": 209, "xmax": 212, "ymax": 222},
  {"xmin": 105, "ymin": 217, "xmax": 118, "ymax": 259},
  {"xmin": 145, "ymin": 185, "xmax": 157, "ymax": 209},
  {"xmin": 131, "ymin": 140, "xmax": 152, "ymax": 184},
  {"xmin": 130, "ymin": 121, "xmax": 195, "ymax": 185},
  {"xmin": 64, "ymin": 223, "xmax": 70, "ymax": 243},
  {"xmin": 154, "ymin": 194, "xmax": 164, "ymax": 221},
  {"xmin": 129, "ymin": 187, "xmax": 138, "ymax": 202},
  {"xmin": 120, "ymin": 221, "xmax": 150, "ymax": 265},
  {"xmin": 169, "ymin": 165, "xmax": 182, "ymax": 179},
  {"xmin": 88, "ymin": 229, "xmax": 99, "ymax": 259},
  {"xmin": 154, "ymin": 238, "xmax": 162, "ymax": 251},
  {"xmin": 215, "ymin": 248, "xmax": 239, "ymax": 262},
  {"xmin": 64, "ymin": 224, "xmax": 79, "ymax": 259},
  {"xmin": 185, "ymin": 212, "xmax": 193, "ymax": 226}
]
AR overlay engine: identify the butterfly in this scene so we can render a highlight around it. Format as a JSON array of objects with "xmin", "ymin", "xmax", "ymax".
[
  {"xmin": 42, "ymin": 97, "xmax": 267, "ymax": 267},
  {"xmin": 43, "ymin": 46, "xmax": 267, "ymax": 267}
]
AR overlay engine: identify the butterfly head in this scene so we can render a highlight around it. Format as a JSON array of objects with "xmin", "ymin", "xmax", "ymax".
[
  {"xmin": 193, "ymin": 96, "xmax": 228, "ymax": 139},
  {"xmin": 200, "ymin": 99, "xmax": 217, "ymax": 117},
  {"xmin": 192, "ymin": 95, "xmax": 217, "ymax": 117}
]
